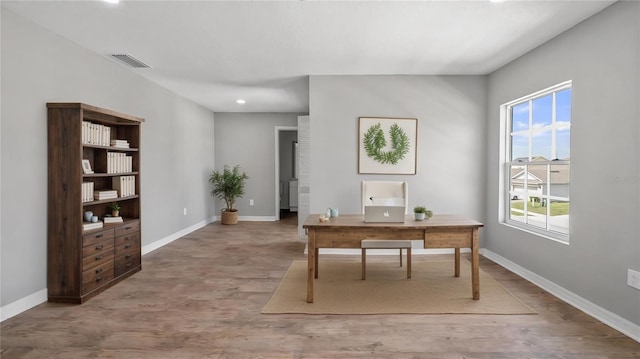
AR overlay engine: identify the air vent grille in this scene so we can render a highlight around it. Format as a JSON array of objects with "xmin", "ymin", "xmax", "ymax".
[{"xmin": 111, "ymin": 54, "xmax": 151, "ymax": 68}]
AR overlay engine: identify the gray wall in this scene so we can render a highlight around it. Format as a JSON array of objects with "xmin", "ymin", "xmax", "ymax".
[
  {"xmin": 1, "ymin": 9, "xmax": 215, "ymax": 307},
  {"xmin": 214, "ymin": 113, "xmax": 301, "ymax": 217},
  {"xmin": 485, "ymin": 1, "xmax": 640, "ymax": 325},
  {"xmin": 308, "ymin": 75, "xmax": 487, "ymax": 221}
]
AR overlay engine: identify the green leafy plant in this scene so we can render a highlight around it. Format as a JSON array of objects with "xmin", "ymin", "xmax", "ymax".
[
  {"xmin": 109, "ymin": 202, "xmax": 121, "ymax": 212},
  {"xmin": 413, "ymin": 205, "xmax": 433, "ymax": 218},
  {"xmin": 413, "ymin": 206, "xmax": 427, "ymax": 213},
  {"xmin": 209, "ymin": 165, "xmax": 249, "ymax": 212}
]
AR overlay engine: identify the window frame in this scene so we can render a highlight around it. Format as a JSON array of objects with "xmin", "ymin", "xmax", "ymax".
[{"xmin": 501, "ymin": 81, "xmax": 572, "ymax": 243}]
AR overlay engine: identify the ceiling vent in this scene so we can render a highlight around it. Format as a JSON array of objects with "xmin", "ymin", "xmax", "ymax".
[{"xmin": 110, "ymin": 54, "xmax": 152, "ymax": 68}]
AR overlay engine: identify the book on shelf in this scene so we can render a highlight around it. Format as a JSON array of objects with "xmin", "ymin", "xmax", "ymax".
[
  {"xmin": 82, "ymin": 182, "xmax": 95, "ymax": 202},
  {"xmin": 107, "ymin": 152, "xmax": 133, "ymax": 174},
  {"xmin": 94, "ymin": 190, "xmax": 118, "ymax": 200},
  {"xmin": 103, "ymin": 216, "xmax": 123, "ymax": 223},
  {"xmin": 82, "ymin": 221, "xmax": 104, "ymax": 231},
  {"xmin": 82, "ymin": 121, "xmax": 111, "ymax": 146},
  {"xmin": 112, "ymin": 175, "xmax": 135, "ymax": 197},
  {"xmin": 110, "ymin": 139, "xmax": 130, "ymax": 148}
]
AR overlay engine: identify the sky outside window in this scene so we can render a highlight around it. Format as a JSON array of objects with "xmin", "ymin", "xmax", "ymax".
[{"xmin": 511, "ymin": 88, "xmax": 571, "ymax": 161}]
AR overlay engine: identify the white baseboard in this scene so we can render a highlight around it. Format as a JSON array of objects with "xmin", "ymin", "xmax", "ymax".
[
  {"xmin": 0, "ymin": 289, "xmax": 47, "ymax": 322},
  {"xmin": 1, "ymin": 217, "xmax": 216, "ymax": 323},
  {"xmin": 142, "ymin": 217, "xmax": 215, "ymax": 255},
  {"xmin": 481, "ymin": 248, "xmax": 640, "ymax": 343}
]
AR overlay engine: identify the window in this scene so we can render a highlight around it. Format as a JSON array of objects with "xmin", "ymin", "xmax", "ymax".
[{"xmin": 502, "ymin": 81, "xmax": 571, "ymax": 242}]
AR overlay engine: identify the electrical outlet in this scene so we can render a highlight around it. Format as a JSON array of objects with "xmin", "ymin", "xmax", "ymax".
[
  {"xmin": 249, "ymin": 199, "xmax": 254, "ymax": 206},
  {"xmin": 628, "ymin": 269, "xmax": 640, "ymax": 290},
  {"xmin": 183, "ymin": 208, "xmax": 187, "ymax": 216}
]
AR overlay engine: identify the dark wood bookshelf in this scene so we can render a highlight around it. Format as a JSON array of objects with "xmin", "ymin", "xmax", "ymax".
[{"xmin": 47, "ymin": 103, "xmax": 144, "ymax": 304}]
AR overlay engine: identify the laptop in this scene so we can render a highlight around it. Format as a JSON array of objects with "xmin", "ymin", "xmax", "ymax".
[{"xmin": 363, "ymin": 205, "xmax": 406, "ymax": 223}]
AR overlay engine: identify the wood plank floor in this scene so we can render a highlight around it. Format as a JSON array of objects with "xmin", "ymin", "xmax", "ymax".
[{"xmin": 2, "ymin": 219, "xmax": 639, "ymax": 358}]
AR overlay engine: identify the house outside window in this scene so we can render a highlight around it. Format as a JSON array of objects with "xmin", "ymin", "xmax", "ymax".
[{"xmin": 503, "ymin": 81, "xmax": 571, "ymax": 242}]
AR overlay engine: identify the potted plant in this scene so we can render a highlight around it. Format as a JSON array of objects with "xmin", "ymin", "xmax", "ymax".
[
  {"xmin": 209, "ymin": 165, "xmax": 249, "ymax": 225},
  {"xmin": 109, "ymin": 202, "xmax": 121, "ymax": 217},
  {"xmin": 413, "ymin": 205, "xmax": 433, "ymax": 221}
]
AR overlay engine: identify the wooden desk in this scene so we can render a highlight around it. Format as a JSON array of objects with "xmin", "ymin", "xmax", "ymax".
[{"xmin": 302, "ymin": 214, "xmax": 483, "ymax": 303}]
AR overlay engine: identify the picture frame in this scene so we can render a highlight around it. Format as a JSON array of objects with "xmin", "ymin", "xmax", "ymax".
[
  {"xmin": 358, "ymin": 117, "xmax": 417, "ymax": 174},
  {"xmin": 81, "ymin": 159, "xmax": 94, "ymax": 174}
]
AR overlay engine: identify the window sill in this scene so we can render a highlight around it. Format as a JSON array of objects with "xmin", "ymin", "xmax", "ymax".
[{"xmin": 501, "ymin": 221, "xmax": 570, "ymax": 245}]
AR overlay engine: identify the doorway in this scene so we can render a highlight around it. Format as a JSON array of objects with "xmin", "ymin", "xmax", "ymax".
[{"xmin": 274, "ymin": 126, "xmax": 298, "ymax": 223}]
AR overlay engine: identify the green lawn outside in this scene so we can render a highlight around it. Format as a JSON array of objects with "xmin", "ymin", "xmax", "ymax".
[{"xmin": 511, "ymin": 201, "xmax": 570, "ymax": 216}]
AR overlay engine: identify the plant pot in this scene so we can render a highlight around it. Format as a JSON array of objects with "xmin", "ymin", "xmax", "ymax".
[
  {"xmin": 112, "ymin": 210, "xmax": 120, "ymax": 217},
  {"xmin": 221, "ymin": 209, "xmax": 238, "ymax": 225},
  {"xmin": 414, "ymin": 212, "xmax": 425, "ymax": 221}
]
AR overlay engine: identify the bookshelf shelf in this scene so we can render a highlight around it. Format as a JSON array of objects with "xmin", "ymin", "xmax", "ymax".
[
  {"xmin": 47, "ymin": 103, "xmax": 144, "ymax": 304},
  {"xmin": 83, "ymin": 144, "xmax": 139, "ymax": 152},
  {"xmin": 82, "ymin": 195, "xmax": 140, "ymax": 207},
  {"xmin": 83, "ymin": 172, "xmax": 139, "ymax": 178}
]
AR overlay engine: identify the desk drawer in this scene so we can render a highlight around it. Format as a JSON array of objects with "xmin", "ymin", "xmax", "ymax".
[
  {"xmin": 424, "ymin": 228, "xmax": 473, "ymax": 248},
  {"xmin": 315, "ymin": 226, "xmax": 424, "ymax": 246}
]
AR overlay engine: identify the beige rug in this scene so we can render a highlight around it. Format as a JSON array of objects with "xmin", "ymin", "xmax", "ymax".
[{"xmin": 262, "ymin": 259, "xmax": 536, "ymax": 315}]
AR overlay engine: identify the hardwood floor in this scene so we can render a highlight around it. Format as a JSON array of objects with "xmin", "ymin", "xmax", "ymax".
[{"xmin": 2, "ymin": 220, "xmax": 639, "ymax": 358}]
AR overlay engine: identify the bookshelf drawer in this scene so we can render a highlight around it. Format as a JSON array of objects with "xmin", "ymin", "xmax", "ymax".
[
  {"xmin": 82, "ymin": 229, "xmax": 115, "ymax": 247},
  {"xmin": 115, "ymin": 233, "xmax": 140, "ymax": 255},
  {"xmin": 82, "ymin": 238, "xmax": 115, "ymax": 257},
  {"xmin": 82, "ymin": 259, "xmax": 114, "ymax": 294},
  {"xmin": 115, "ymin": 220, "xmax": 140, "ymax": 237},
  {"xmin": 115, "ymin": 254, "xmax": 141, "ymax": 277},
  {"xmin": 82, "ymin": 248, "xmax": 114, "ymax": 270}
]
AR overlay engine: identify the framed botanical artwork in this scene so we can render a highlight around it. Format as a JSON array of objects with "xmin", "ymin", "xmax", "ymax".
[
  {"xmin": 81, "ymin": 159, "xmax": 94, "ymax": 174},
  {"xmin": 358, "ymin": 117, "xmax": 417, "ymax": 174}
]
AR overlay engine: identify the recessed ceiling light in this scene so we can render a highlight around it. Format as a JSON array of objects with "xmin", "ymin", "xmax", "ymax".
[
  {"xmin": 236, "ymin": 99, "xmax": 246, "ymax": 104},
  {"xmin": 103, "ymin": 0, "xmax": 120, "ymax": 3}
]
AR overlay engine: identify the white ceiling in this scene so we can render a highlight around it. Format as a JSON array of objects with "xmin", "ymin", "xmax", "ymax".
[{"xmin": 2, "ymin": 0, "xmax": 616, "ymax": 113}]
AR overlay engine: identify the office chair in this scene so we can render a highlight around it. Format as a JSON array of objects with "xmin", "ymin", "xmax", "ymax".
[{"xmin": 360, "ymin": 180, "xmax": 412, "ymax": 279}]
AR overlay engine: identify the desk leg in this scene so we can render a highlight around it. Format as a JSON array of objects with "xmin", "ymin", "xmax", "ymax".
[
  {"xmin": 315, "ymin": 247, "xmax": 319, "ymax": 278},
  {"xmin": 454, "ymin": 248, "xmax": 460, "ymax": 277},
  {"xmin": 471, "ymin": 228, "xmax": 480, "ymax": 300},
  {"xmin": 307, "ymin": 229, "xmax": 316, "ymax": 303}
]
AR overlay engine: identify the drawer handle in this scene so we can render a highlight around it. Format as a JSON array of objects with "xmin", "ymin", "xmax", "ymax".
[
  {"xmin": 125, "ymin": 254, "xmax": 132, "ymax": 259},
  {"xmin": 95, "ymin": 245, "xmax": 103, "ymax": 250},
  {"xmin": 96, "ymin": 276, "xmax": 103, "ymax": 282},
  {"xmin": 96, "ymin": 234, "xmax": 103, "ymax": 238},
  {"xmin": 126, "ymin": 263, "xmax": 132, "ymax": 268},
  {"xmin": 95, "ymin": 268, "xmax": 103, "ymax": 274},
  {"xmin": 125, "ymin": 226, "xmax": 132, "ymax": 230},
  {"xmin": 124, "ymin": 244, "xmax": 132, "ymax": 249},
  {"xmin": 95, "ymin": 255, "xmax": 103, "ymax": 260}
]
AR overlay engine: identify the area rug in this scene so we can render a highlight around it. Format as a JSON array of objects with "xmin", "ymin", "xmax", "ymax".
[{"xmin": 262, "ymin": 260, "xmax": 536, "ymax": 315}]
